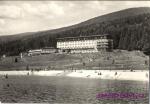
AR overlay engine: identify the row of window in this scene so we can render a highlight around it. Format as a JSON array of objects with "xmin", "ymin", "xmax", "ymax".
[
  {"xmin": 57, "ymin": 42, "xmax": 95, "ymax": 46},
  {"xmin": 58, "ymin": 36, "xmax": 107, "ymax": 42},
  {"xmin": 70, "ymin": 49, "xmax": 98, "ymax": 53},
  {"xmin": 57, "ymin": 45, "xmax": 108, "ymax": 49},
  {"xmin": 57, "ymin": 45, "xmax": 95, "ymax": 49},
  {"xmin": 57, "ymin": 43, "xmax": 108, "ymax": 48},
  {"xmin": 57, "ymin": 43, "xmax": 95, "ymax": 46},
  {"xmin": 57, "ymin": 39, "xmax": 108, "ymax": 44},
  {"xmin": 57, "ymin": 42, "xmax": 108, "ymax": 46}
]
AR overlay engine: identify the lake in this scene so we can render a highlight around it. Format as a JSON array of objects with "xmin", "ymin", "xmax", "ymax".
[{"xmin": 0, "ymin": 76, "xmax": 148, "ymax": 104}]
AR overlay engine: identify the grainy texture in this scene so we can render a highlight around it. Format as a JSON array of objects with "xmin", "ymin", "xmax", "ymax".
[{"xmin": 0, "ymin": 7, "xmax": 150, "ymax": 55}]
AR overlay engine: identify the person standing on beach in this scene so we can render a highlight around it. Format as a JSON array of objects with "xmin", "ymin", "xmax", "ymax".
[
  {"xmin": 4, "ymin": 74, "xmax": 10, "ymax": 87},
  {"xmin": 5, "ymin": 74, "xmax": 8, "ymax": 79}
]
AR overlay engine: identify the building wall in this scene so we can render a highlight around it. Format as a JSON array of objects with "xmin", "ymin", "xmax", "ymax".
[{"xmin": 41, "ymin": 49, "xmax": 56, "ymax": 54}]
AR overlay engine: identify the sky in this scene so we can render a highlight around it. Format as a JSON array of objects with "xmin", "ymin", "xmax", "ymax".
[{"xmin": 0, "ymin": 1, "xmax": 150, "ymax": 36}]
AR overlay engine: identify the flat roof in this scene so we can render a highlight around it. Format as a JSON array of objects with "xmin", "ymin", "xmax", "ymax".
[
  {"xmin": 57, "ymin": 34, "xmax": 109, "ymax": 40},
  {"xmin": 42, "ymin": 47, "xmax": 56, "ymax": 49}
]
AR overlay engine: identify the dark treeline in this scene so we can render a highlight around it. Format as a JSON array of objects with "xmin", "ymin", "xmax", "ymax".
[{"xmin": 0, "ymin": 13, "xmax": 150, "ymax": 56}]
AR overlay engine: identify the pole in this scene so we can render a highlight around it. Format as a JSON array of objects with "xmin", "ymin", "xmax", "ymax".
[
  {"xmin": 99, "ymin": 63, "xmax": 100, "ymax": 71},
  {"xmin": 146, "ymin": 55, "xmax": 150, "ymax": 76},
  {"xmin": 148, "ymin": 55, "xmax": 150, "ymax": 104}
]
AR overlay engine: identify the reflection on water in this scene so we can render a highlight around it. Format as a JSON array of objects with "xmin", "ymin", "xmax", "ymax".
[{"xmin": 0, "ymin": 76, "xmax": 148, "ymax": 104}]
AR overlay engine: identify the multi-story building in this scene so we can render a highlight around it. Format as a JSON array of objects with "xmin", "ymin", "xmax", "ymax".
[{"xmin": 57, "ymin": 35, "xmax": 113, "ymax": 53}]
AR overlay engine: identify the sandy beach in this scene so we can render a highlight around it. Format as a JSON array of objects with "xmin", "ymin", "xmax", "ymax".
[{"xmin": 0, "ymin": 70, "xmax": 148, "ymax": 81}]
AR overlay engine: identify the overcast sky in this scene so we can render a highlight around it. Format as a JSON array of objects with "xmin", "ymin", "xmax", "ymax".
[{"xmin": 0, "ymin": 1, "xmax": 150, "ymax": 36}]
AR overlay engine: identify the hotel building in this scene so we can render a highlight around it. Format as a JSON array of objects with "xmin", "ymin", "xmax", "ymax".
[{"xmin": 57, "ymin": 35, "xmax": 113, "ymax": 53}]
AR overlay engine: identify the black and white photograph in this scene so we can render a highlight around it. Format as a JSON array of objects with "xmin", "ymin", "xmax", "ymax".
[{"xmin": 0, "ymin": 1, "xmax": 149, "ymax": 104}]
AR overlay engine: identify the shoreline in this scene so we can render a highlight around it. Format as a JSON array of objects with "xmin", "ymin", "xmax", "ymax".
[{"xmin": 0, "ymin": 70, "xmax": 149, "ymax": 81}]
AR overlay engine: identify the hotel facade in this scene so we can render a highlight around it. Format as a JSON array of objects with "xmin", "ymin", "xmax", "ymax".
[{"xmin": 57, "ymin": 35, "xmax": 113, "ymax": 53}]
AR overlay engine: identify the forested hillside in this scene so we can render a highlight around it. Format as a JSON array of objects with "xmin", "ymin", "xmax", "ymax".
[{"xmin": 0, "ymin": 7, "xmax": 150, "ymax": 56}]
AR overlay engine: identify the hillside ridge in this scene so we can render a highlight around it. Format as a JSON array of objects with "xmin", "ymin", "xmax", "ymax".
[{"xmin": 0, "ymin": 7, "xmax": 150, "ymax": 55}]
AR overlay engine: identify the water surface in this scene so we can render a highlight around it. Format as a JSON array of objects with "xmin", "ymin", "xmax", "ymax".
[{"xmin": 0, "ymin": 76, "xmax": 148, "ymax": 104}]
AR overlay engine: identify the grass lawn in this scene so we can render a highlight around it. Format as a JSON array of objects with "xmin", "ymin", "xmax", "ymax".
[{"xmin": 0, "ymin": 50, "xmax": 149, "ymax": 71}]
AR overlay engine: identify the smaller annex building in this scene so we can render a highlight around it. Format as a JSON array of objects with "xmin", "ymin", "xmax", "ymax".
[
  {"xmin": 28, "ymin": 47, "xmax": 57, "ymax": 56},
  {"xmin": 56, "ymin": 34, "xmax": 113, "ymax": 53}
]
